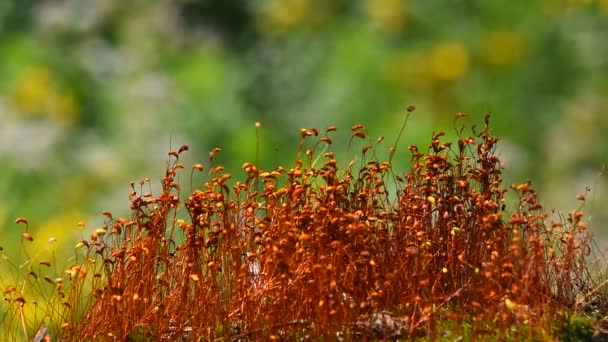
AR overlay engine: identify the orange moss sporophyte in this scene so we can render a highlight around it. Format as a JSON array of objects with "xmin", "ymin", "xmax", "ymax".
[
  {"xmin": 15, "ymin": 217, "xmax": 33, "ymax": 242},
  {"xmin": 1, "ymin": 111, "xmax": 606, "ymax": 340}
]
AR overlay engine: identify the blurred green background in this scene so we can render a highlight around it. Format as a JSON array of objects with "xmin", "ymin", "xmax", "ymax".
[{"xmin": 0, "ymin": 0, "xmax": 607, "ymax": 263}]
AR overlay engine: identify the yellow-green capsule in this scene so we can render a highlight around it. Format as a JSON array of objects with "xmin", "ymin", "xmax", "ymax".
[{"xmin": 505, "ymin": 298, "xmax": 516, "ymax": 311}]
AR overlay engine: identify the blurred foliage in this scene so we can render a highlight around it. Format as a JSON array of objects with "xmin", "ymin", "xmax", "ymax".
[{"xmin": 0, "ymin": 0, "xmax": 607, "ymax": 265}]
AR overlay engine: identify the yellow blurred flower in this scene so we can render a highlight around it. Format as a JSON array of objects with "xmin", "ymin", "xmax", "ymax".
[
  {"xmin": 9, "ymin": 65, "xmax": 78, "ymax": 126},
  {"xmin": 34, "ymin": 211, "xmax": 83, "ymax": 252},
  {"xmin": 568, "ymin": 0, "xmax": 593, "ymax": 6},
  {"xmin": 542, "ymin": 0, "xmax": 594, "ymax": 16},
  {"xmin": 0, "ymin": 204, "xmax": 7, "ymax": 234},
  {"xmin": 429, "ymin": 42, "xmax": 470, "ymax": 81},
  {"xmin": 600, "ymin": 0, "xmax": 608, "ymax": 13},
  {"xmin": 383, "ymin": 43, "xmax": 470, "ymax": 89},
  {"xmin": 366, "ymin": 0, "xmax": 407, "ymax": 33},
  {"xmin": 11, "ymin": 65, "xmax": 53, "ymax": 113},
  {"xmin": 382, "ymin": 49, "xmax": 433, "ymax": 89},
  {"xmin": 268, "ymin": 0, "xmax": 310, "ymax": 27},
  {"xmin": 257, "ymin": 0, "xmax": 334, "ymax": 35},
  {"xmin": 480, "ymin": 31, "xmax": 526, "ymax": 67}
]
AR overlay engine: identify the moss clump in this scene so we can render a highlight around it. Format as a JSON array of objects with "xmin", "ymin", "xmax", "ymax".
[{"xmin": 2, "ymin": 112, "xmax": 605, "ymax": 340}]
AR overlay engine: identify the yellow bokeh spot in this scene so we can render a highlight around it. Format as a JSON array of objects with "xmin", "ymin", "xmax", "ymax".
[
  {"xmin": 481, "ymin": 31, "xmax": 526, "ymax": 67},
  {"xmin": 543, "ymin": 0, "xmax": 595, "ymax": 16},
  {"xmin": 35, "ymin": 211, "xmax": 83, "ymax": 252},
  {"xmin": 11, "ymin": 65, "xmax": 53, "ymax": 114},
  {"xmin": 257, "ymin": 0, "xmax": 333, "ymax": 35},
  {"xmin": 429, "ymin": 42, "xmax": 470, "ymax": 81},
  {"xmin": 600, "ymin": 0, "xmax": 608, "ymax": 13},
  {"xmin": 382, "ymin": 49, "xmax": 434, "ymax": 90},
  {"xmin": 542, "ymin": 0, "xmax": 562, "ymax": 16},
  {"xmin": 366, "ymin": 0, "xmax": 407, "ymax": 33},
  {"xmin": 568, "ymin": 0, "xmax": 593, "ymax": 6},
  {"xmin": 9, "ymin": 65, "xmax": 78, "ymax": 126},
  {"xmin": 268, "ymin": 0, "xmax": 310, "ymax": 27},
  {"xmin": 0, "ymin": 204, "xmax": 8, "ymax": 234}
]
